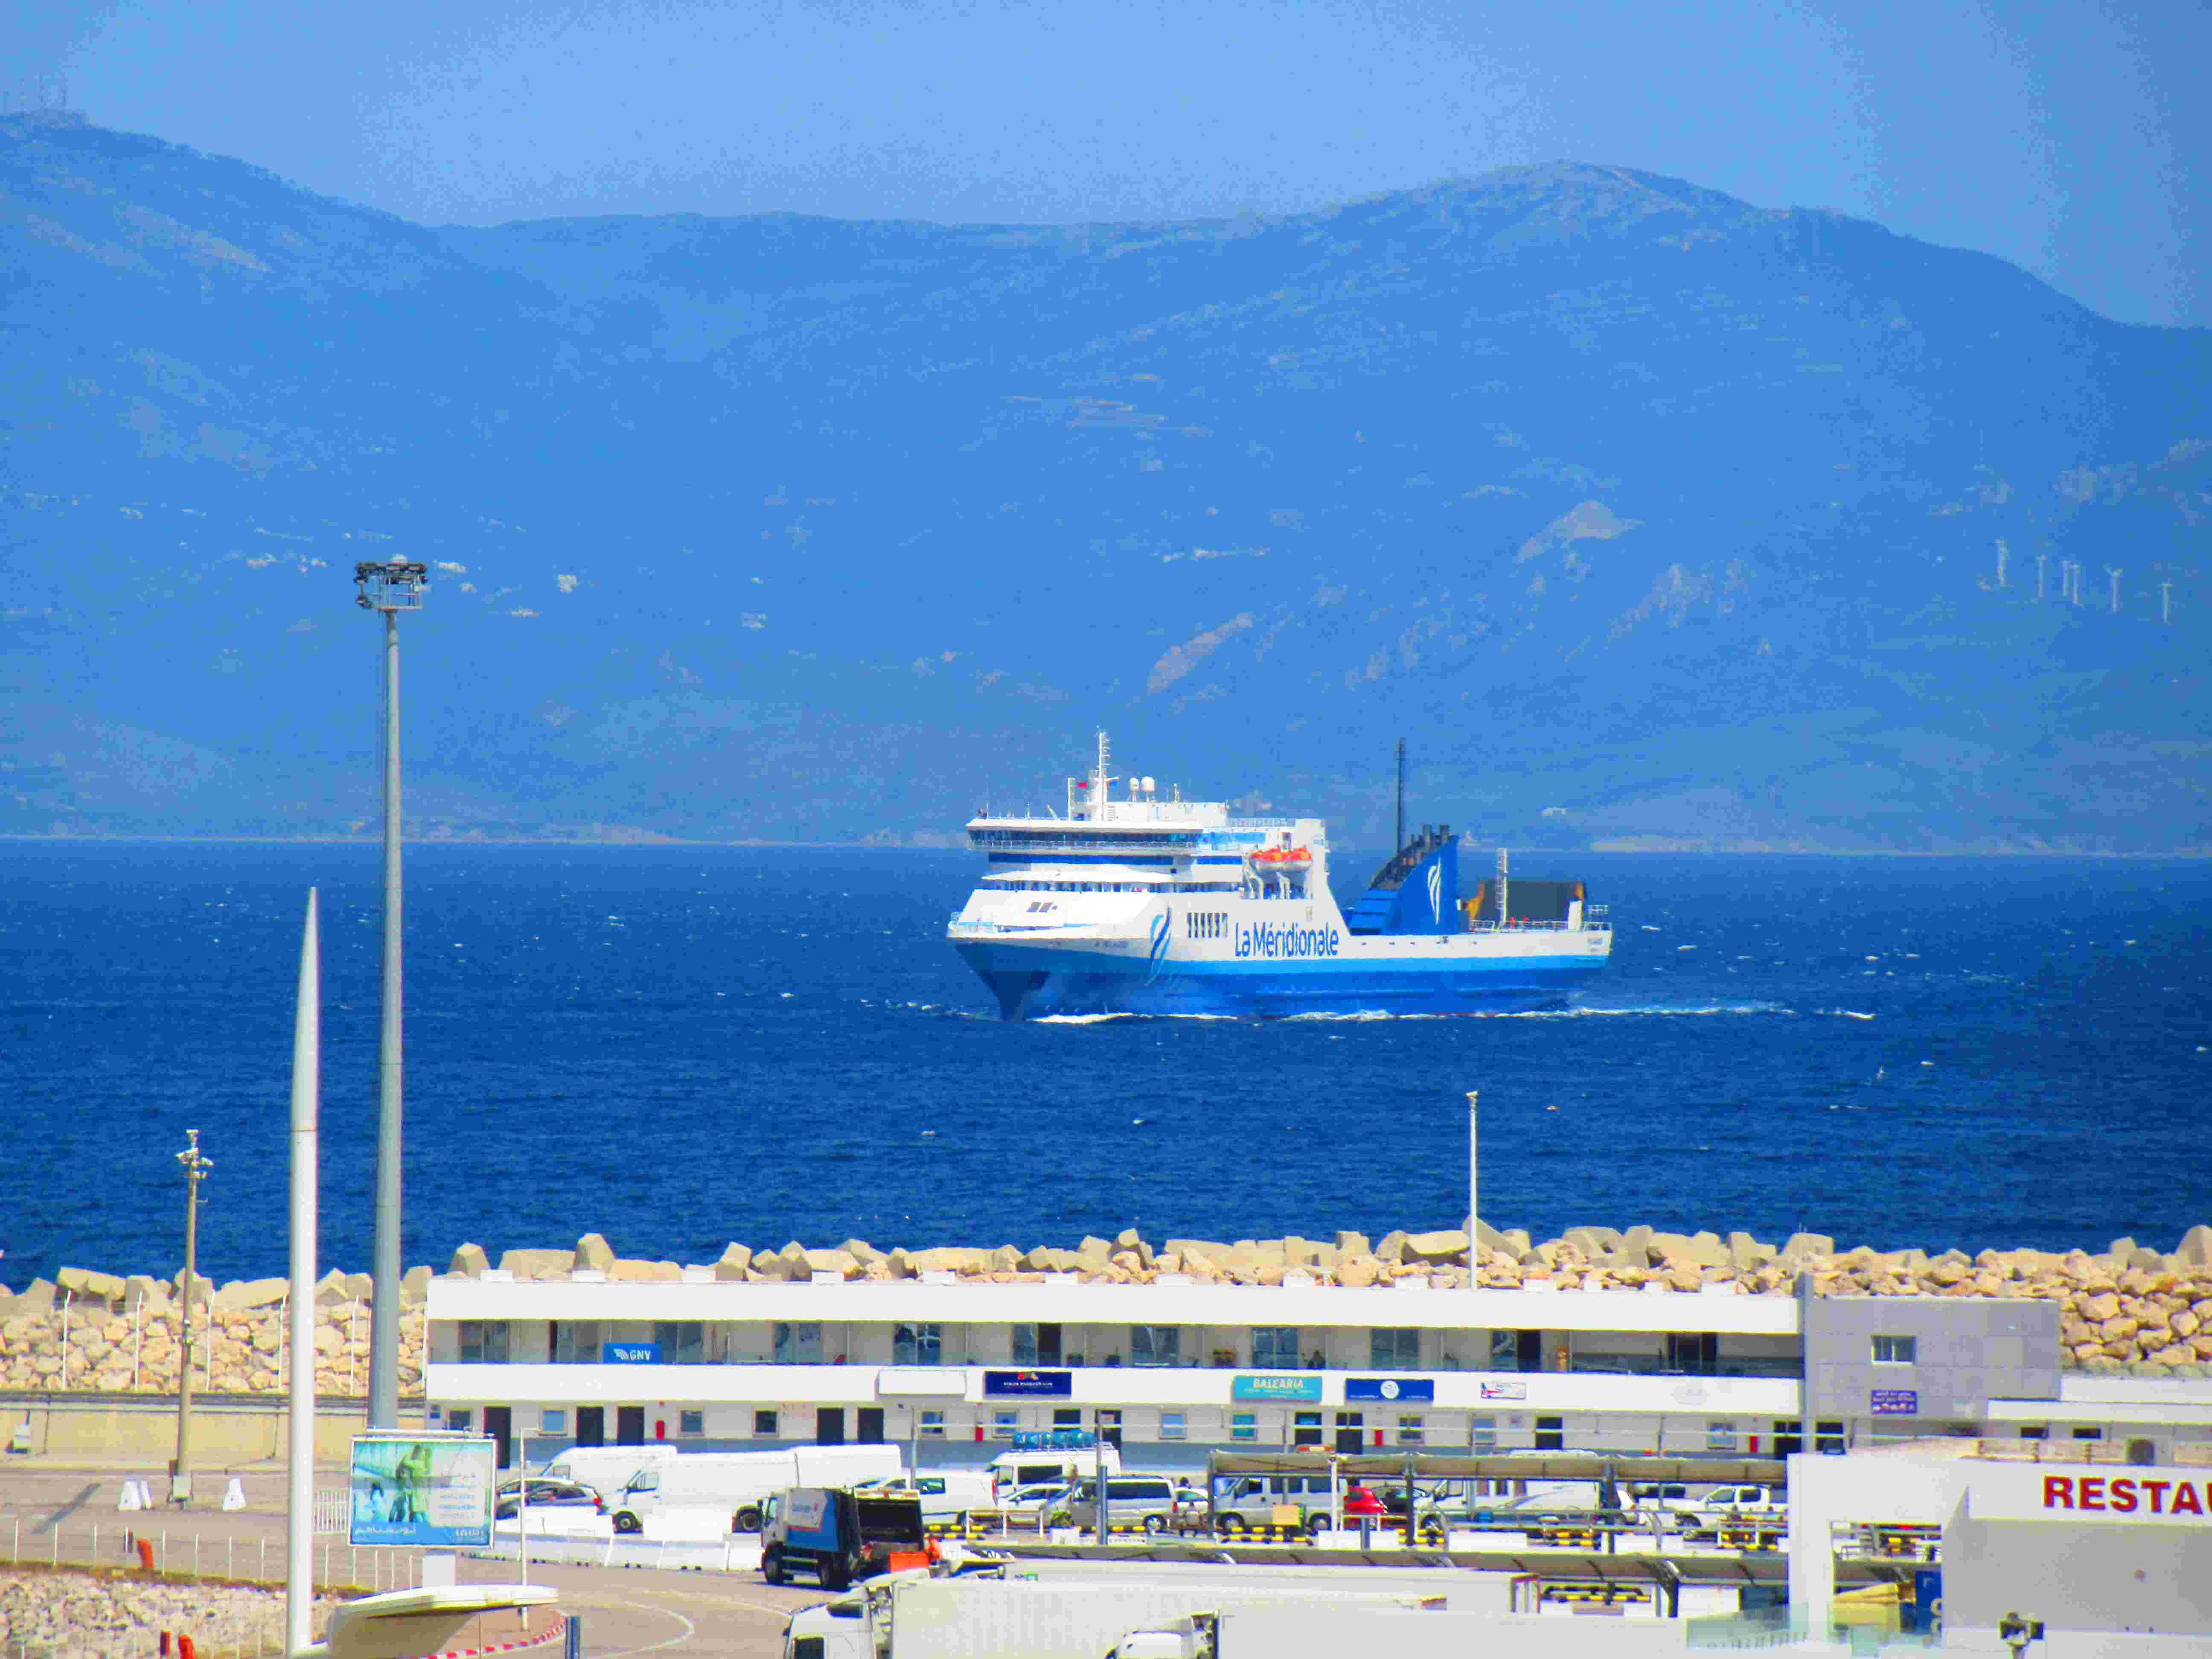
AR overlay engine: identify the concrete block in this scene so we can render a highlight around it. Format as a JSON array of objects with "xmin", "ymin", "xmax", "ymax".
[
  {"xmin": 839, "ymin": 1239, "xmax": 886, "ymax": 1266},
  {"xmin": 1077, "ymin": 1236, "xmax": 1114, "ymax": 1268},
  {"xmin": 213, "ymin": 1277, "xmax": 290, "ymax": 1311},
  {"xmin": 610, "ymin": 1258, "xmax": 683, "ymax": 1282},
  {"xmin": 343, "ymin": 1272, "xmax": 373, "ymax": 1301},
  {"xmin": 57, "ymin": 1267, "xmax": 126, "ymax": 1305},
  {"xmin": 714, "ymin": 1244, "xmax": 753, "ymax": 1281},
  {"xmin": 1375, "ymin": 1230, "xmax": 1409, "ymax": 1263},
  {"xmin": 575, "ymin": 1232, "xmax": 617, "ymax": 1273},
  {"xmin": 400, "ymin": 1264, "xmax": 432, "ymax": 1305},
  {"xmin": 500, "ymin": 1248, "xmax": 577, "ymax": 1281},
  {"xmin": 1335, "ymin": 1231, "xmax": 1372, "ymax": 1257},
  {"xmin": 2176, "ymin": 1224, "xmax": 2212, "ymax": 1268},
  {"xmin": 448, "ymin": 1243, "xmax": 489, "ymax": 1278},
  {"xmin": 1115, "ymin": 1228, "xmax": 1155, "ymax": 1269},
  {"xmin": 1402, "ymin": 1229, "xmax": 1470, "ymax": 1266}
]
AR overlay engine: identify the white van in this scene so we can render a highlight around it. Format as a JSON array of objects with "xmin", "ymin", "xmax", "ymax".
[
  {"xmin": 612, "ymin": 1444, "xmax": 904, "ymax": 1534},
  {"xmin": 857, "ymin": 1470, "xmax": 996, "ymax": 1524},
  {"xmin": 987, "ymin": 1444, "xmax": 1121, "ymax": 1500},
  {"xmin": 537, "ymin": 1444, "xmax": 678, "ymax": 1500}
]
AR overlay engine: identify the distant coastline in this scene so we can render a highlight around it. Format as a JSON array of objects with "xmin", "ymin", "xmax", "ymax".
[{"xmin": 3, "ymin": 832, "xmax": 2207, "ymax": 858}]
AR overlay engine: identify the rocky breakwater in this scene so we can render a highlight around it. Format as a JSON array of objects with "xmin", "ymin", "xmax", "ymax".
[
  {"xmin": 0, "ymin": 1569, "xmax": 342, "ymax": 1659},
  {"xmin": 0, "ymin": 1266, "xmax": 429, "ymax": 1397},
  {"xmin": 455, "ymin": 1222, "xmax": 2212, "ymax": 1380},
  {"xmin": 10, "ymin": 1222, "xmax": 2209, "ymax": 1391}
]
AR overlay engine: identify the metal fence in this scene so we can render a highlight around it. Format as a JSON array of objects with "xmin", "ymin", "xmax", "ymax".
[{"xmin": 0, "ymin": 1517, "xmax": 428, "ymax": 1592}]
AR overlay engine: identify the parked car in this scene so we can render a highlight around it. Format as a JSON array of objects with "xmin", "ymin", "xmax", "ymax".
[
  {"xmin": 493, "ymin": 1478, "xmax": 603, "ymax": 1519},
  {"xmin": 1061, "ymin": 1475, "xmax": 1186, "ymax": 1534},
  {"xmin": 987, "ymin": 1481, "xmax": 1075, "ymax": 1528},
  {"xmin": 1210, "ymin": 1472, "xmax": 1335, "ymax": 1535}
]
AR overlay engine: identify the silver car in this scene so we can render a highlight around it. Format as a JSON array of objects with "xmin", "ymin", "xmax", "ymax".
[{"xmin": 1061, "ymin": 1475, "xmax": 1185, "ymax": 1534}]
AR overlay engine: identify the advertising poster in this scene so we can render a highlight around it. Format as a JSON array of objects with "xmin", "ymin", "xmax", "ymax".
[{"xmin": 349, "ymin": 1434, "xmax": 495, "ymax": 1547}]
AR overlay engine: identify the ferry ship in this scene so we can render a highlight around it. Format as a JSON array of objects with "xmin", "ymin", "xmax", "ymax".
[{"xmin": 947, "ymin": 735, "xmax": 1612, "ymax": 1019}]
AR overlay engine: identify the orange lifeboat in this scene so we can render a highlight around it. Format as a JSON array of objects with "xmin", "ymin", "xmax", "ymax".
[{"xmin": 1250, "ymin": 845, "xmax": 1313, "ymax": 874}]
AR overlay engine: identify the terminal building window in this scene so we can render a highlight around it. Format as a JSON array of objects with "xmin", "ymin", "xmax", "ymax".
[
  {"xmin": 1161, "ymin": 1412, "xmax": 1188, "ymax": 1441},
  {"xmin": 447, "ymin": 1409, "xmax": 474, "ymax": 1433},
  {"xmin": 655, "ymin": 1321, "xmax": 705, "ymax": 1364},
  {"xmin": 894, "ymin": 1323, "xmax": 942, "ymax": 1365},
  {"xmin": 550, "ymin": 1321, "xmax": 600, "ymax": 1364},
  {"xmin": 538, "ymin": 1409, "xmax": 565, "ymax": 1435},
  {"xmin": 1534, "ymin": 1415, "xmax": 1565, "ymax": 1451},
  {"xmin": 754, "ymin": 1409, "xmax": 779, "ymax": 1436},
  {"xmin": 1054, "ymin": 1408, "xmax": 1083, "ymax": 1430},
  {"xmin": 1816, "ymin": 1420, "xmax": 1846, "ymax": 1455},
  {"xmin": 1231, "ymin": 1413, "xmax": 1258, "ymax": 1444},
  {"xmin": 1292, "ymin": 1411, "xmax": 1324, "ymax": 1448},
  {"xmin": 1131, "ymin": 1326, "xmax": 1181, "ymax": 1367},
  {"xmin": 1871, "ymin": 1335, "xmax": 1917, "ymax": 1365},
  {"xmin": 773, "ymin": 1322, "xmax": 822, "ymax": 1364},
  {"xmin": 1011, "ymin": 1323, "xmax": 1062, "ymax": 1365},
  {"xmin": 1469, "ymin": 1416, "xmax": 1497, "ymax": 1450},
  {"xmin": 1372, "ymin": 1328, "xmax": 1421, "ymax": 1369},
  {"xmin": 992, "ymin": 1412, "xmax": 1018, "ymax": 1440},
  {"xmin": 920, "ymin": 1411, "xmax": 946, "ymax": 1439},
  {"xmin": 459, "ymin": 1321, "xmax": 508, "ymax": 1365},
  {"xmin": 1666, "ymin": 1332, "xmax": 1718, "ymax": 1375},
  {"xmin": 1772, "ymin": 1420, "xmax": 1803, "ymax": 1456},
  {"xmin": 1706, "ymin": 1420, "xmax": 1738, "ymax": 1452},
  {"xmin": 1396, "ymin": 1415, "xmax": 1424, "ymax": 1446},
  {"xmin": 1491, "ymin": 1330, "xmax": 1543, "ymax": 1372},
  {"xmin": 2072, "ymin": 1426, "xmax": 2103, "ymax": 1441},
  {"xmin": 678, "ymin": 1410, "xmax": 704, "ymax": 1437},
  {"xmin": 1252, "ymin": 1327, "xmax": 1300, "ymax": 1369}
]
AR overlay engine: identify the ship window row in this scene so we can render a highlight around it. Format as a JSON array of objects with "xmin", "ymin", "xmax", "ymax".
[
  {"xmin": 442, "ymin": 1319, "xmax": 1799, "ymax": 1377},
  {"xmin": 998, "ymin": 881, "xmax": 1152, "ymax": 893},
  {"xmin": 1183, "ymin": 911, "xmax": 1228, "ymax": 939},
  {"xmin": 972, "ymin": 830, "xmax": 1199, "ymax": 849}
]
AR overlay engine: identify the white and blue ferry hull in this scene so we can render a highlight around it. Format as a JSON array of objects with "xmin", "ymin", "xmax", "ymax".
[{"xmin": 954, "ymin": 935, "xmax": 1609, "ymax": 1020}]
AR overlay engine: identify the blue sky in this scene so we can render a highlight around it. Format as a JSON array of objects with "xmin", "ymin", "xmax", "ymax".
[{"xmin": 10, "ymin": 0, "xmax": 2205, "ymax": 327}]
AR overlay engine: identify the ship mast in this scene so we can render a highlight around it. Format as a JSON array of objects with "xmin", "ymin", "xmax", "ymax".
[{"xmin": 1394, "ymin": 738, "xmax": 1406, "ymax": 854}]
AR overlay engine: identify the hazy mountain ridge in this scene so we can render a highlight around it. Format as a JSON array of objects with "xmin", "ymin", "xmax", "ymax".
[{"xmin": 3, "ymin": 114, "xmax": 2207, "ymax": 848}]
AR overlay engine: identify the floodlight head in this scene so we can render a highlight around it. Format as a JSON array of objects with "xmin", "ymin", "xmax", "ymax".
[{"xmin": 354, "ymin": 560, "xmax": 431, "ymax": 612}]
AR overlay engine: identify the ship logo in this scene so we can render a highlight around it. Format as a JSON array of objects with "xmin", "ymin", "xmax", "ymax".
[
  {"xmin": 1147, "ymin": 909, "xmax": 1173, "ymax": 981},
  {"xmin": 1427, "ymin": 862, "xmax": 1443, "ymax": 926}
]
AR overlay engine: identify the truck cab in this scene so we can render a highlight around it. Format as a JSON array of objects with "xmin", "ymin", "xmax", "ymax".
[{"xmin": 762, "ymin": 1486, "xmax": 930, "ymax": 1590}]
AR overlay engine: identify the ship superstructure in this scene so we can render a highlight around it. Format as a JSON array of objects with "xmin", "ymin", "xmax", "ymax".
[{"xmin": 948, "ymin": 735, "xmax": 1612, "ymax": 1019}]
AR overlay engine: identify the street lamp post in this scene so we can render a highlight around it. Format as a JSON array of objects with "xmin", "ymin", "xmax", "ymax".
[
  {"xmin": 172, "ymin": 1128, "xmax": 213, "ymax": 1504},
  {"xmin": 355, "ymin": 559, "xmax": 428, "ymax": 1429}
]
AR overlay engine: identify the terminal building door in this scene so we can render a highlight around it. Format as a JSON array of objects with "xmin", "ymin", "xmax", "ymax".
[
  {"xmin": 575, "ymin": 1406, "xmax": 605, "ymax": 1447},
  {"xmin": 617, "ymin": 1406, "xmax": 646, "ymax": 1445},
  {"xmin": 817, "ymin": 1408, "xmax": 847, "ymax": 1444},
  {"xmin": 483, "ymin": 1406, "xmax": 513, "ymax": 1469},
  {"xmin": 856, "ymin": 1408, "xmax": 885, "ymax": 1444}
]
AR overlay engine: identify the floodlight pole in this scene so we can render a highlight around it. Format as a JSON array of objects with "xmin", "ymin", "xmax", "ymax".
[
  {"xmin": 173, "ymin": 1129, "xmax": 213, "ymax": 1503},
  {"xmin": 356, "ymin": 560, "xmax": 428, "ymax": 1430}
]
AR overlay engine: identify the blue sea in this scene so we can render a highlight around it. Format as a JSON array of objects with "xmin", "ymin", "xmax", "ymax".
[{"xmin": 1, "ymin": 841, "xmax": 2206, "ymax": 1291}]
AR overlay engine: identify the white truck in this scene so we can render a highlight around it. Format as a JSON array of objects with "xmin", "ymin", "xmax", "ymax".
[
  {"xmin": 780, "ymin": 1574, "xmax": 1447, "ymax": 1659},
  {"xmin": 609, "ymin": 1444, "xmax": 904, "ymax": 1534}
]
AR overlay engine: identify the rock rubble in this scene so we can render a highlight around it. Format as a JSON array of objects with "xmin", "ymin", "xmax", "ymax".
[{"xmin": 5, "ymin": 1223, "xmax": 2206, "ymax": 1388}]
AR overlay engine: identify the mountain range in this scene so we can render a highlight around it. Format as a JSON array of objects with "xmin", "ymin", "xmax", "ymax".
[{"xmin": 4, "ymin": 110, "xmax": 2208, "ymax": 850}]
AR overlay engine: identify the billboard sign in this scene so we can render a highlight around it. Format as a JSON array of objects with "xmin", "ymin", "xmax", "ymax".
[
  {"xmin": 1870, "ymin": 1389, "xmax": 1920, "ymax": 1416},
  {"xmin": 1479, "ymin": 1380, "xmax": 1528, "ymax": 1401},
  {"xmin": 349, "ymin": 1434, "xmax": 495, "ymax": 1547},
  {"xmin": 983, "ymin": 1369, "xmax": 1074, "ymax": 1398},
  {"xmin": 1345, "ymin": 1377, "xmax": 1436, "ymax": 1403},
  {"xmin": 602, "ymin": 1342, "xmax": 661, "ymax": 1365},
  {"xmin": 1232, "ymin": 1375, "xmax": 1324, "ymax": 1403}
]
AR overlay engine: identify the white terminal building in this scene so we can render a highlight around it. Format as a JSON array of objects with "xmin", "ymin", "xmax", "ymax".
[{"xmin": 423, "ymin": 1273, "xmax": 2212, "ymax": 1471}]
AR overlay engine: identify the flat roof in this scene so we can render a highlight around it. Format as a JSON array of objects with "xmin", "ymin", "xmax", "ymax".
[{"xmin": 426, "ymin": 1276, "xmax": 1802, "ymax": 1335}]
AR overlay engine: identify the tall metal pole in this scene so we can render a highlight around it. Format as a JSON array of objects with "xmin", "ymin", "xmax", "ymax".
[
  {"xmin": 356, "ymin": 559, "xmax": 426, "ymax": 1428},
  {"xmin": 1465, "ymin": 1091, "xmax": 1479, "ymax": 1266},
  {"xmin": 173, "ymin": 1129, "xmax": 212, "ymax": 1503},
  {"xmin": 370, "ymin": 606, "xmax": 404, "ymax": 1427},
  {"xmin": 287, "ymin": 891, "xmax": 320, "ymax": 1656}
]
